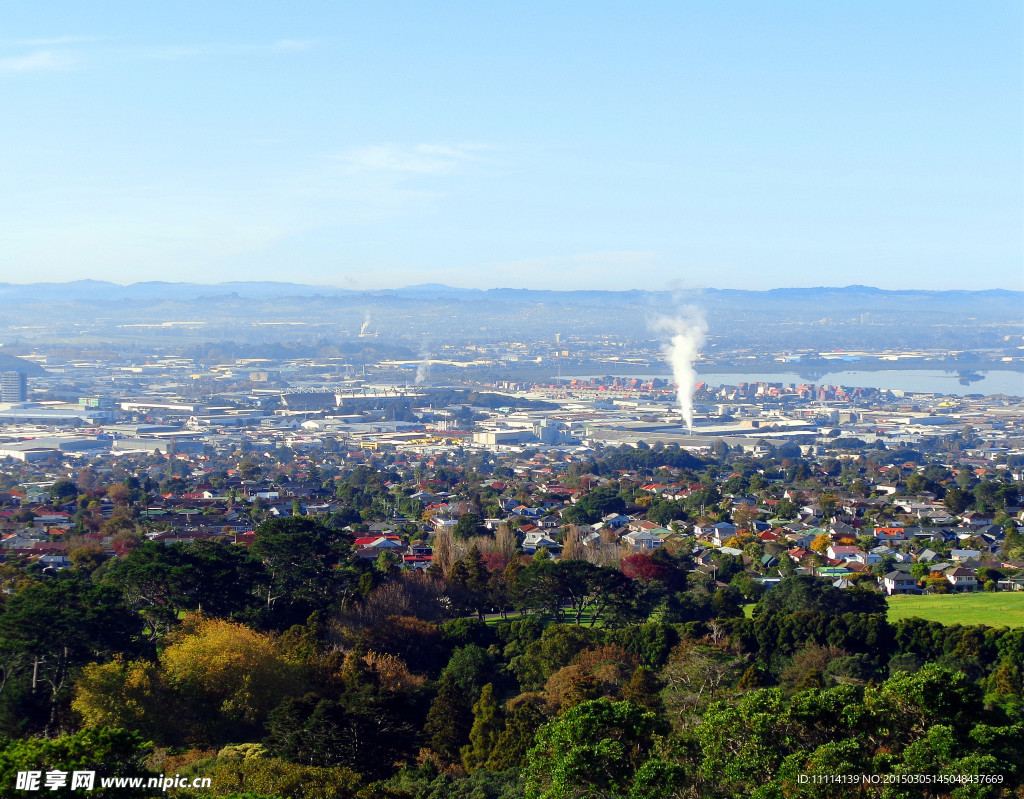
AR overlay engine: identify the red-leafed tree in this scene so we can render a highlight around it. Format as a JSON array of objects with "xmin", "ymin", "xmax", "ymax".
[{"xmin": 620, "ymin": 553, "xmax": 673, "ymax": 583}]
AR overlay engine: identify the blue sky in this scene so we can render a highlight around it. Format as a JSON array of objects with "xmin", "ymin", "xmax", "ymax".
[{"xmin": 2, "ymin": 2, "xmax": 1020, "ymax": 291}]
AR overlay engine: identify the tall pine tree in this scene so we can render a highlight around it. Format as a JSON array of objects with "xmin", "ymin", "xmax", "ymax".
[
  {"xmin": 423, "ymin": 671, "xmax": 474, "ymax": 763},
  {"xmin": 461, "ymin": 682, "xmax": 502, "ymax": 771}
]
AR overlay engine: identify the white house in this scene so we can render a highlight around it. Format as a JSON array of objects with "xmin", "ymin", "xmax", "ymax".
[
  {"xmin": 882, "ymin": 571, "xmax": 920, "ymax": 595},
  {"xmin": 945, "ymin": 567, "xmax": 978, "ymax": 592},
  {"xmin": 621, "ymin": 529, "xmax": 664, "ymax": 551}
]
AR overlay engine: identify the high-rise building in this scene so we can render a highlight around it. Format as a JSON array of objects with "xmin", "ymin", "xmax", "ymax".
[{"xmin": 0, "ymin": 371, "xmax": 27, "ymax": 403}]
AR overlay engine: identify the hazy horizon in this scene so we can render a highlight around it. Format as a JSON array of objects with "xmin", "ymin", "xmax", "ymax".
[{"xmin": 0, "ymin": 279, "xmax": 1021, "ymax": 294}]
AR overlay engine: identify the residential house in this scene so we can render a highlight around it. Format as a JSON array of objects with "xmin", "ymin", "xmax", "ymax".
[
  {"xmin": 874, "ymin": 527, "xmax": 910, "ymax": 544},
  {"xmin": 602, "ymin": 513, "xmax": 630, "ymax": 528},
  {"xmin": 882, "ymin": 570, "xmax": 920, "ymax": 595},
  {"xmin": 38, "ymin": 554, "xmax": 71, "ymax": 571},
  {"xmin": 830, "ymin": 521, "xmax": 858, "ymax": 538},
  {"xmin": 522, "ymin": 531, "xmax": 561, "ymax": 556},
  {"xmin": 826, "ymin": 545, "xmax": 864, "ymax": 562},
  {"xmin": 621, "ymin": 527, "xmax": 669, "ymax": 551},
  {"xmin": 849, "ymin": 550, "xmax": 882, "ymax": 566},
  {"xmin": 787, "ymin": 547, "xmax": 811, "ymax": 563},
  {"xmin": 403, "ymin": 551, "xmax": 433, "ymax": 571},
  {"xmin": 353, "ymin": 535, "xmax": 405, "ymax": 561},
  {"xmin": 945, "ymin": 567, "xmax": 978, "ymax": 592},
  {"xmin": 709, "ymin": 522, "xmax": 738, "ymax": 546}
]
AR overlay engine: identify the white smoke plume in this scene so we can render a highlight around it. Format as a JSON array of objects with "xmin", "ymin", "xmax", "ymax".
[
  {"xmin": 415, "ymin": 347, "xmax": 431, "ymax": 385},
  {"xmin": 653, "ymin": 310, "xmax": 707, "ymax": 433},
  {"xmin": 358, "ymin": 315, "xmax": 371, "ymax": 337}
]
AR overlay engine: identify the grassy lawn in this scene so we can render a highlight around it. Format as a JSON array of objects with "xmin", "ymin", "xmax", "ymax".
[
  {"xmin": 887, "ymin": 592, "xmax": 1024, "ymax": 627},
  {"xmin": 483, "ymin": 609, "xmax": 608, "ymax": 628}
]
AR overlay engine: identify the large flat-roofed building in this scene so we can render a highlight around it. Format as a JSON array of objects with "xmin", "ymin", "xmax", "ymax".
[
  {"xmin": 472, "ymin": 430, "xmax": 527, "ymax": 446},
  {"xmin": 0, "ymin": 437, "xmax": 107, "ymax": 461},
  {"xmin": 0, "ymin": 371, "xmax": 27, "ymax": 403}
]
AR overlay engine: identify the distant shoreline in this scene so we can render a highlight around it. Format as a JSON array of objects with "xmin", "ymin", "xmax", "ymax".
[{"xmin": 566, "ymin": 358, "xmax": 1024, "ymax": 376}]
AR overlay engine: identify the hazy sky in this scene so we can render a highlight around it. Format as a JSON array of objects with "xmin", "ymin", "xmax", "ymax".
[{"xmin": 2, "ymin": 2, "xmax": 1021, "ymax": 291}]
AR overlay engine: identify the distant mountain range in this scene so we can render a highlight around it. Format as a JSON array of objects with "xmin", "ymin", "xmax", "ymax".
[
  {"xmin": 0, "ymin": 281, "xmax": 1019, "ymax": 353},
  {"xmin": 0, "ymin": 280, "xmax": 1018, "ymax": 302}
]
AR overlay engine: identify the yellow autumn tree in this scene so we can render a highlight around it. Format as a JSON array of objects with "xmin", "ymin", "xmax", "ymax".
[
  {"xmin": 182, "ymin": 755, "xmax": 361, "ymax": 799},
  {"xmin": 724, "ymin": 532, "xmax": 755, "ymax": 549},
  {"xmin": 362, "ymin": 650, "xmax": 425, "ymax": 692},
  {"xmin": 160, "ymin": 614, "xmax": 309, "ymax": 742},
  {"xmin": 72, "ymin": 656, "xmax": 164, "ymax": 740},
  {"xmin": 810, "ymin": 533, "xmax": 832, "ymax": 554}
]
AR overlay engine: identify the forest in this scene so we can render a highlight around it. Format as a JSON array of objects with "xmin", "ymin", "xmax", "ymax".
[{"xmin": 1, "ymin": 504, "xmax": 1022, "ymax": 798}]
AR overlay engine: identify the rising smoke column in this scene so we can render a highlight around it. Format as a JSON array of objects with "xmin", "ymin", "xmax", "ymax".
[
  {"xmin": 358, "ymin": 314, "xmax": 372, "ymax": 337},
  {"xmin": 415, "ymin": 349, "xmax": 431, "ymax": 384},
  {"xmin": 653, "ymin": 311, "xmax": 707, "ymax": 433},
  {"xmin": 414, "ymin": 335, "xmax": 433, "ymax": 385}
]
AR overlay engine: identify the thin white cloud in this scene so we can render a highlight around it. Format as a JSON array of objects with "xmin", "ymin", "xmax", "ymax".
[
  {"xmin": 0, "ymin": 38, "xmax": 316, "ymax": 75},
  {"xmin": 137, "ymin": 39, "xmax": 318, "ymax": 61},
  {"xmin": 0, "ymin": 50, "xmax": 77, "ymax": 73},
  {"xmin": 16, "ymin": 36, "xmax": 99, "ymax": 46},
  {"xmin": 335, "ymin": 143, "xmax": 494, "ymax": 175}
]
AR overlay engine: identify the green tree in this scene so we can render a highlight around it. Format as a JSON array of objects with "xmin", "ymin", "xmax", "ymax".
[
  {"xmin": 693, "ymin": 665, "xmax": 1007, "ymax": 797},
  {"xmin": 621, "ymin": 666, "xmax": 665, "ymax": 714},
  {"xmin": 424, "ymin": 670, "xmax": 474, "ymax": 763},
  {"xmin": 0, "ymin": 576, "xmax": 143, "ymax": 735},
  {"xmin": 509, "ymin": 625, "xmax": 603, "ymax": 692},
  {"xmin": 561, "ymin": 486, "xmax": 627, "ymax": 526},
  {"xmin": 553, "ymin": 560, "xmax": 622, "ymax": 626},
  {"xmin": 103, "ymin": 540, "xmax": 262, "ymax": 638},
  {"xmin": 263, "ymin": 686, "xmax": 419, "ymax": 781},
  {"xmin": 773, "ymin": 498, "xmax": 797, "ymax": 520},
  {"xmin": 754, "ymin": 574, "xmax": 886, "ymax": 617},
  {"xmin": 180, "ymin": 752, "xmax": 361, "ymax": 799},
  {"xmin": 251, "ymin": 517, "xmax": 355, "ymax": 627},
  {"xmin": 68, "ymin": 544, "xmax": 108, "ymax": 574},
  {"xmin": 453, "ymin": 513, "xmax": 486, "ymax": 539},
  {"xmin": 0, "ymin": 727, "xmax": 154, "ymax": 798},
  {"xmin": 1003, "ymin": 526, "xmax": 1024, "ymax": 558},
  {"xmin": 49, "ymin": 479, "xmax": 79, "ymax": 502},
  {"xmin": 523, "ymin": 699, "xmax": 670, "ymax": 799},
  {"xmin": 943, "ymin": 487, "xmax": 971, "ymax": 515},
  {"xmin": 461, "ymin": 682, "xmax": 503, "ymax": 772},
  {"xmin": 646, "ymin": 499, "xmax": 688, "ymax": 528},
  {"xmin": 486, "ymin": 694, "xmax": 548, "ymax": 771}
]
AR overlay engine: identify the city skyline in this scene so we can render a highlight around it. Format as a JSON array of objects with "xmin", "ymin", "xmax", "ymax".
[{"xmin": 2, "ymin": 1, "xmax": 1021, "ymax": 291}]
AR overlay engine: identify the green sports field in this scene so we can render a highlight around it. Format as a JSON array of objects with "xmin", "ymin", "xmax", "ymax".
[{"xmin": 887, "ymin": 592, "xmax": 1024, "ymax": 627}]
